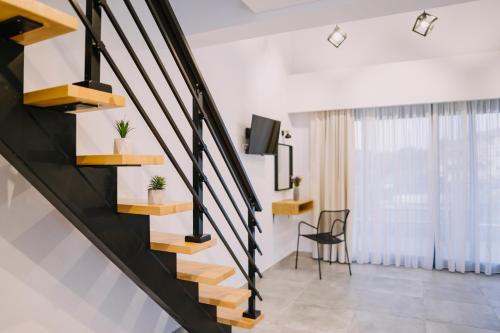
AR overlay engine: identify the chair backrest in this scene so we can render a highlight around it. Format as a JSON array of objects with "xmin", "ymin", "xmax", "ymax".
[{"xmin": 317, "ymin": 210, "xmax": 350, "ymax": 234}]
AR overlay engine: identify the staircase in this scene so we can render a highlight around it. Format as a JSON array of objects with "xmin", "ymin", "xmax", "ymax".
[{"xmin": 0, "ymin": 1, "xmax": 264, "ymax": 332}]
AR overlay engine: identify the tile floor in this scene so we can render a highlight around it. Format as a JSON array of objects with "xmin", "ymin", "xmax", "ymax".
[{"xmin": 234, "ymin": 253, "xmax": 500, "ymax": 333}]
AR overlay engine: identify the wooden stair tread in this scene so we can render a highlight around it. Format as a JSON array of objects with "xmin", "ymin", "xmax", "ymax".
[
  {"xmin": 117, "ymin": 201, "xmax": 192, "ymax": 216},
  {"xmin": 177, "ymin": 260, "xmax": 235, "ymax": 285},
  {"xmin": 76, "ymin": 154, "xmax": 164, "ymax": 166},
  {"xmin": 217, "ymin": 308, "xmax": 264, "ymax": 329},
  {"xmin": 150, "ymin": 232, "xmax": 216, "ymax": 255},
  {"xmin": 0, "ymin": 0, "xmax": 78, "ymax": 45},
  {"xmin": 198, "ymin": 284, "xmax": 251, "ymax": 309},
  {"xmin": 24, "ymin": 84, "xmax": 125, "ymax": 112}
]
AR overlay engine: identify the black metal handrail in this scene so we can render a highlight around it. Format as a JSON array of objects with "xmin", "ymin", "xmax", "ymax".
[
  {"xmin": 98, "ymin": 0, "xmax": 263, "ymax": 265},
  {"xmin": 141, "ymin": 0, "xmax": 264, "ymax": 318},
  {"xmin": 117, "ymin": 0, "xmax": 264, "ymax": 246},
  {"xmin": 145, "ymin": 0, "xmax": 263, "ymax": 213},
  {"xmin": 144, "ymin": 0, "xmax": 264, "ymax": 234},
  {"xmin": 68, "ymin": 0, "xmax": 262, "ymax": 301}
]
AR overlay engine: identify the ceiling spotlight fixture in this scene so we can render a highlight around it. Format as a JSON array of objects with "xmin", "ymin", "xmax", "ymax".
[
  {"xmin": 412, "ymin": 11, "xmax": 438, "ymax": 37},
  {"xmin": 327, "ymin": 25, "xmax": 347, "ymax": 48}
]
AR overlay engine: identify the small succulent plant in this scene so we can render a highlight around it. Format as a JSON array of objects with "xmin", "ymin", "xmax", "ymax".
[
  {"xmin": 115, "ymin": 120, "xmax": 134, "ymax": 138},
  {"xmin": 149, "ymin": 175, "xmax": 166, "ymax": 191},
  {"xmin": 292, "ymin": 176, "xmax": 303, "ymax": 187}
]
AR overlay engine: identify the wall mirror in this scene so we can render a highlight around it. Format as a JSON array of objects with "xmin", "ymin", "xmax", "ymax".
[{"xmin": 275, "ymin": 143, "xmax": 293, "ymax": 191}]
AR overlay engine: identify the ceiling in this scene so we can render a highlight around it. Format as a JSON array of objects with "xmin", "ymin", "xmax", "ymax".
[
  {"xmin": 241, "ymin": 0, "xmax": 319, "ymax": 13},
  {"xmin": 170, "ymin": 0, "xmax": 478, "ymax": 47},
  {"xmin": 287, "ymin": 0, "xmax": 500, "ymax": 74}
]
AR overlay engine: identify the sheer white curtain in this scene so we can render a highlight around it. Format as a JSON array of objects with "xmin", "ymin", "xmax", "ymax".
[
  {"xmin": 435, "ymin": 100, "xmax": 500, "ymax": 274},
  {"xmin": 350, "ymin": 100, "xmax": 500, "ymax": 274},
  {"xmin": 351, "ymin": 104, "xmax": 435, "ymax": 269},
  {"xmin": 434, "ymin": 102, "xmax": 472, "ymax": 273},
  {"xmin": 309, "ymin": 110, "xmax": 354, "ymax": 262},
  {"xmin": 473, "ymin": 100, "xmax": 500, "ymax": 274}
]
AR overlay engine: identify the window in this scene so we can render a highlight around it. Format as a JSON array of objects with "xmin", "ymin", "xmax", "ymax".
[{"xmin": 352, "ymin": 100, "xmax": 500, "ymax": 274}]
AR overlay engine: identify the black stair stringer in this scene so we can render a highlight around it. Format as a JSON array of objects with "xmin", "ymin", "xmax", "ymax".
[{"xmin": 0, "ymin": 38, "xmax": 230, "ymax": 333}]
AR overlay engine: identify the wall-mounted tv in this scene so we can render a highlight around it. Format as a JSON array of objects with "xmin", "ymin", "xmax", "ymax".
[{"xmin": 245, "ymin": 114, "xmax": 281, "ymax": 155}]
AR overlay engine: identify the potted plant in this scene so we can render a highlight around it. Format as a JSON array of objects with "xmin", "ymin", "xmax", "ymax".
[
  {"xmin": 292, "ymin": 176, "xmax": 303, "ymax": 201},
  {"xmin": 113, "ymin": 119, "xmax": 134, "ymax": 155},
  {"xmin": 148, "ymin": 175, "xmax": 166, "ymax": 205}
]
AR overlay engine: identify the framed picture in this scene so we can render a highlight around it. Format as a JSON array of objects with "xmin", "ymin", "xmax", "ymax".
[{"xmin": 275, "ymin": 143, "xmax": 293, "ymax": 191}]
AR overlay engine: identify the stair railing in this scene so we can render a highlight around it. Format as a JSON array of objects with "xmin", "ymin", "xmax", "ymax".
[{"xmin": 68, "ymin": 0, "xmax": 263, "ymax": 317}]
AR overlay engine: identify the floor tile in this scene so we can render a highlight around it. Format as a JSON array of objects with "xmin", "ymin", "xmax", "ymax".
[
  {"xmin": 428, "ymin": 270, "xmax": 479, "ymax": 289},
  {"xmin": 424, "ymin": 299, "xmax": 500, "ymax": 331},
  {"xmin": 372, "ymin": 265, "xmax": 434, "ymax": 282},
  {"xmin": 369, "ymin": 276, "xmax": 424, "ymax": 297},
  {"xmin": 348, "ymin": 311, "xmax": 425, "ymax": 333},
  {"xmin": 424, "ymin": 284, "xmax": 488, "ymax": 305},
  {"xmin": 426, "ymin": 321, "xmax": 500, "ymax": 333},
  {"xmin": 256, "ymin": 275, "xmax": 306, "ymax": 297},
  {"xmin": 475, "ymin": 274, "xmax": 500, "ymax": 290},
  {"xmin": 275, "ymin": 303, "xmax": 354, "ymax": 333},
  {"xmin": 255, "ymin": 293, "xmax": 296, "ymax": 320},
  {"xmin": 482, "ymin": 287, "xmax": 500, "ymax": 308},
  {"xmin": 296, "ymin": 283, "xmax": 425, "ymax": 320},
  {"xmin": 263, "ymin": 266, "xmax": 317, "ymax": 285},
  {"xmin": 345, "ymin": 289, "xmax": 425, "ymax": 320}
]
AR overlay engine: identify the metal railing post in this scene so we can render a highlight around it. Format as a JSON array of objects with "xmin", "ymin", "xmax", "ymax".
[
  {"xmin": 74, "ymin": 0, "xmax": 111, "ymax": 93},
  {"xmin": 244, "ymin": 203, "xmax": 261, "ymax": 319},
  {"xmin": 186, "ymin": 89, "xmax": 211, "ymax": 243}
]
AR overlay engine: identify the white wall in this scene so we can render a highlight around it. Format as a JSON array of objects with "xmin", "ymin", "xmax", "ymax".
[
  {"xmin": 193, "ymin": 35, "xmax": 312, "ymax": 268},
  {"xmin": 0, "ymin": 1, "xmax": 307, "ymax": 332},
  {"xmin": 0, "ymin": 156, "xmax": 180, "ymax": 333},
  {"xmin": 288, "ymin": 50, "xmax": 500, "ymax": 113}
]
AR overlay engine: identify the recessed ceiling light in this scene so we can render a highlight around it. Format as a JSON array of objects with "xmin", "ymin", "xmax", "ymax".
[
  {"xmin": 412, "ymin": 11, "xmax": 438, "ymax": 37},
  {"xmin": 327, "ymin": 25, "xmax": 347, "ymax": 48}
]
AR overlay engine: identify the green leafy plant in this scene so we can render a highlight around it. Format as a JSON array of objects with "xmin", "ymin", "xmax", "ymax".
[
  {"xmin": 292, "ymin": 176, "xmax": 303, "ymax": 187},
  {"xmin": 115, "ymin": 120, "xmax": 133, "ymax": 138},
  {"xmin": 149, "ymin": 175, "xmax": 166, "ymax": 191}
]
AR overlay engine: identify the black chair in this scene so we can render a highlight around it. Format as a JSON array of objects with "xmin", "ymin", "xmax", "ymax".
[{"xmin": 295, "ymin": 209, "xmax": 351, "ymax": 279}]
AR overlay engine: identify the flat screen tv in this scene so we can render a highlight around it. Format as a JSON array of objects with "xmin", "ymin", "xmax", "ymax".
[{"xmin": 246, "ymin": 115, "xmax": 281, "ymax": 155}]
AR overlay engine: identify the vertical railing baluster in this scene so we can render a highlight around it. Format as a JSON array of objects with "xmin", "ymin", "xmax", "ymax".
[
  {"xmin": 74, "ymin": 0, "xmax": 112, "ymax": 93},
  {"xmin": 84, "ymin": 0, "xmax": 101, "ymax": 84},
  {"xmin": 186, "ymin": 88, "xmax": 211, "ymax": 244},
  {"xmin": 244, "ymin": 203, "xmax": 261, "ymax": 319}
]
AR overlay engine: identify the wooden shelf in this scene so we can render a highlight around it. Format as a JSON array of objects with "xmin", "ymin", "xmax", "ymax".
[
  {"xmin": 24, "ymin": 84, "xmax": 125, "ymax": 113},
  {"xmin": 199, "ymin": 284, "xmax": 250, "ymax": 309},
  {"xmin": 117, "ymin": 201, "xmax": 192, "ymax": 216},
  {"xmin": 76, "ymin": 154, "xmax": 164, "ymax": 166},
  {"xmin": 150, "ymin": 232, "xmax": 216, "ymax": 255},
  {"xmin": 272, "ymin": 199, "xmax": 314, "ymax": 216},
  {"xmin": 0, "ymin": 0, "xmax": 78, "ymax": 45},
  {"xmin": 217, "ymin": 308, "xmax": 264, "ymax": 329},
  {"xmin": 177, "ymin": 260, "xmax": 235, "ymax": 285}
]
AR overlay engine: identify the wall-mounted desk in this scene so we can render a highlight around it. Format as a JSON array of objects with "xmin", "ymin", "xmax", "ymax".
[{"xmin": 272, "ymin": 199, "xmax": 314, "ymax": 218}]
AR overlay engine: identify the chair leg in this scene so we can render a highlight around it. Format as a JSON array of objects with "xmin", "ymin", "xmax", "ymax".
[
  {"xmin": 329, "ymin": 244, "xmax": 333, "ymax": 265},
  {"xmin": 345, "ymin": 241, "xmax": 352, "ymax": 276},
  {"xmin": 317, "ymin": 242, "xmax": 322, "ymax": 280},
  {"xmin": 295, "ymin": 235, "xmax": 300, "ymax": 269}
]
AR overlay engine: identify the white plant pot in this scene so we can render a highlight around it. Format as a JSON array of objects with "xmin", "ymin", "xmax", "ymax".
[
  {"xmin": 113, "ymin": 138, "xmax": 133, "ymax": 155},
  {"xmin": 148, "ymin": 190, "xmax": 165, "ymax": 205},
  {"xmin": 293, "ymin": 187, "xmax": 300, "ymax": 201}
]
